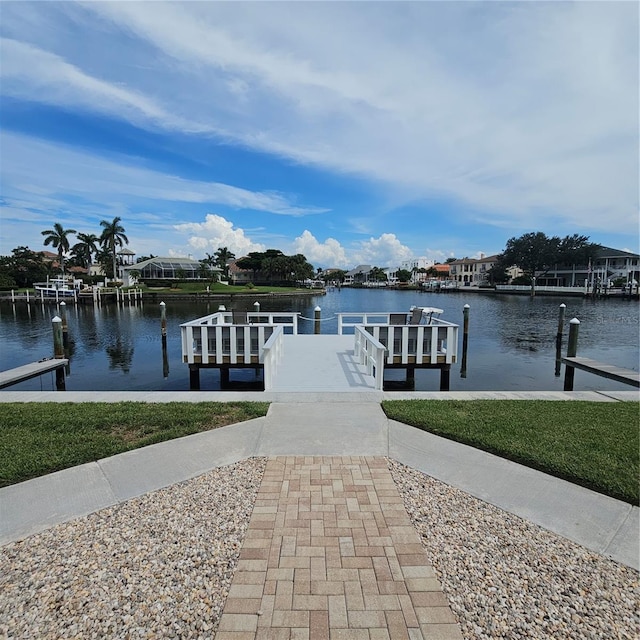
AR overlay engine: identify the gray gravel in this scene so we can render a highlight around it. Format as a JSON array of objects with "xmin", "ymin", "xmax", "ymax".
[
  {"xmin": 0, "ymin": 458, "xmax": 266, "ymax": 640},
  {"xmin": 1, "ymin": 456, "xmax": 638, "ymax": 639},
  {"xmin": 389, "ymin": 458, "xmax": 639, "ymax": 640}
]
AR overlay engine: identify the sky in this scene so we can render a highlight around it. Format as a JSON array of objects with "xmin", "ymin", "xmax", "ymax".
[{"xmin": 1, "ymin": 1, "xmax": 638, "ymax": 270}]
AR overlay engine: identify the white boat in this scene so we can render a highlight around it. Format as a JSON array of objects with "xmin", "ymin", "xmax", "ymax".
[{"xmin": 34, "ymin": 276, "xmax": 83, "ymax": 298}]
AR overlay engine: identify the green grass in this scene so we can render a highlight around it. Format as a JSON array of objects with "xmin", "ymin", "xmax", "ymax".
[
  {"xmin": 0, "ymin": 402, "xmax": 269, "ymax": 487},
  {"xmin": 382, "ymin": 400, "xmax": 640, "ymax": 505}
]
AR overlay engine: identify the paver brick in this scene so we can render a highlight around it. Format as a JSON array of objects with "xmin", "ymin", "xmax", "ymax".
[{"xmin": 215, "ymin": 457, "xmax": 461, "ymax": 640}]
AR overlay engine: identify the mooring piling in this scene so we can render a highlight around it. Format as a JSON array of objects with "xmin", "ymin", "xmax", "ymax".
[
  {"xmin": 59, "ymin": 301, "xmax": 69, "ymax": 347},
  {"xmin": 160, "ymin": 301, "xmax": 167, "ymax": 347},
  {"xmin": 52, "ymin": 315, "xmax": 64, "ymax": 360},
  {"xmin": 314, "ymin": 306, "xmax": 322, "ymax": 334},
  {"xmin": 563, "ymin": 318, "xmax": 580, "ymax": 391},
  {"xmin": 461, "ymin": 304, "xmax": 470, "ymax": 378},
  {"xmin": 555, "ymin": 303, "xmax": 566, "ymax": 376}
]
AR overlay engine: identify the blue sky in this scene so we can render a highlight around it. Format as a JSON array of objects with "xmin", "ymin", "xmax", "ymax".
[{"xmin": 1, "ymin": 1, "xmax": 638, "ymax": 269}]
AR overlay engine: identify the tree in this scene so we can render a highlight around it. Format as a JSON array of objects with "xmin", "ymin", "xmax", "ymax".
[
  {"xmin": 213, "ymin": 247, "xmax": 235, "ymax": 278},
  {"xmin": 0, "ymin": 246, "xmax": 49, "ymax": 288},
  {"xmin": 100, "ymin": 217, "xmax": 128, "ymax": 282},
  {"xmin": 71, "ymin": 233, "xmax": 100, "ymax": 269},
  {"xmin": 486, "ymin": 260, "xmax": 510, "ymax": 285},
  {"xmin": 445, "ymin": 257, "xmax": 457, "ymax": 263},
  {"xmin": 396, "ymin": 269, "xmax": 412, "ymax": 283},
  {"xmin": 41, "ymin": 223, "xmax": 76, "ymax": 275},
  {"xmin": 501, "ymin": 232, "xmax": 600, "ymax": 278},
  {"xmin": 369, "ymin": 266, "xmax": 388, "ymax": 282}
]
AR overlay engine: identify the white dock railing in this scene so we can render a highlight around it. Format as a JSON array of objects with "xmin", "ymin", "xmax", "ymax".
[
  {"xmin": 180, "ymin": 312, "xmax": 299, "ymax": 364},
  {"xmin": 354, "ymin": 326, "xmax": 387, "ymax": 390},
  {"xmin": 262, "ymin": 326, "xmax": 285, "ymax": 390},
  {"xmin": 338, "ymin": 311, "xmax": 458, "ymax": 365}
]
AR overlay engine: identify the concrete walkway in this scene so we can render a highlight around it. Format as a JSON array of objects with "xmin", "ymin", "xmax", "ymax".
[{"xmin": 0, "ymin": 391, "xmax": 637, "ymax": 572}]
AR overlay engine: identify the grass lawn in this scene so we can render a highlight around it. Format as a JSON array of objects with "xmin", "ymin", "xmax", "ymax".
[
  {"xmin": 0, "ymin": 402, "xmax": 269, "ymax": 487},
  {"xmin": 382, "ymin": 400, "xmax": 639, "ymax": 505}
]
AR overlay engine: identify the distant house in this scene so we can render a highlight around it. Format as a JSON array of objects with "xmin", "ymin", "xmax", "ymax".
[
  {"xmin": 448, "ymin": 254, "xmax": 499, "ymax": 286},
  {"xmin": 535, "ymin": 247, "xmax": 639, "ymax": 287},
  {"xmin": 343, "ymin": 265, "xmax": 373, "ymax": 285},
  {"xmin": 122, "ymin": 256, "xmax": 219, "ymax": 286},
  {"xmin": 228, "ymin": 259, "xmax": 255, "ymax": 285}
]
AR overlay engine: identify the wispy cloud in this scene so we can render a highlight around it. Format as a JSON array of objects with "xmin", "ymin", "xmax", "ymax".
[
  {"xmin": 0, "ymin": 1, "xmax": 637, "ymax": 261},
  {"xmin": 0, "ymin": 131, "xmax": 326, "ymax": 217}
]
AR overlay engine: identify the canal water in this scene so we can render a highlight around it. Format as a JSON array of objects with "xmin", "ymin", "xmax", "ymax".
[{"xmin": 0, "ymin": 289, "xmax": 638, "ymax": 392}]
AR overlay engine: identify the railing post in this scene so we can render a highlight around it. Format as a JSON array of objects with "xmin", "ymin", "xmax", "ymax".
[{"xmin": 563, "ymin": 318, "xmax": 580, "ymax": 391}]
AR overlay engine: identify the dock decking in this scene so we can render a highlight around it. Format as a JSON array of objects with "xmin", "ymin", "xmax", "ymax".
[
  {"xmin": 562, "ymin": 356, "xmax": 640, "ymax": 388},
  {"xmin": 269, "ymin": 335, "xmax": 377, "ymax": 392},
  {"xmin": 0, "ymin": 359, "xmax": 69, "ymax": 390}
]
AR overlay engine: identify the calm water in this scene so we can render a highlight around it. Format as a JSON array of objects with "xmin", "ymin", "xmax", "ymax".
[{"xmin": 1, "ymin": 289, "xmax": 638, "ymax": 392}]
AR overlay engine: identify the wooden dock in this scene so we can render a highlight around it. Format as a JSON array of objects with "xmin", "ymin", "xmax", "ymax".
[
  {"xmin": 562, "ymin": 356, "xmax": 640, "ymax": 388},
  {"xmin": 0, "ymin": 359, "xmax": 69, "ymax": 390}
]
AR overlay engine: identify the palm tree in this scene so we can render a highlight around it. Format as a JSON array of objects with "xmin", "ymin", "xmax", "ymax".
[
  {"xmin": 41, "ymin": 223, "xmax": 76, "ymax": 276},
  {"xmin": 99, "ymin": 217, "xmax": 128, "ymax": 281},
  {"xmin": 71, "ymin": 232, "xmax": 100, "ymax": 269},
  {"xmin": 214, "ymin": 247, "xmax": 235, "ymax": 279}
]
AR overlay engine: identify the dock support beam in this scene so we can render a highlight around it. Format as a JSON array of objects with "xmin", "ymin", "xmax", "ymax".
[
  {"xmin": 440, "ymin": 365, "xmax": 451, "ymax": 391},
  {"xmin": 55, "ymin": 367, "xmax": 66, "ymax": 391},
  {"xmin": 189, "ymin": 365, "xmax": 200, "ymax": 391},
  {"xmin": 405, "ymin": 367, "xmax": 415, "ymax": 389}
]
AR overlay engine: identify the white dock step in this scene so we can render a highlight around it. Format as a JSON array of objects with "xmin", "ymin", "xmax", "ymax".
[{"xmin": 269, "ymin": 335, "xmax": 377, "ymax": 392}]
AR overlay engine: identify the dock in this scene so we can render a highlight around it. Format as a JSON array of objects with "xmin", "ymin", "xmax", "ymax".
[
  {"xmin": 268, "ymin": 335, "xmax": 376, "ymax": 391},
  {"xmin": 0, "ymin": 359, "xmax": 69, "ymax": 390},
  {"xmin": 181, "ymin": 308, "xmax": 459, "ymax": 392},
  {"xmin": 562, "ymin": 356, "xmax": 640, "ymax": 388}
]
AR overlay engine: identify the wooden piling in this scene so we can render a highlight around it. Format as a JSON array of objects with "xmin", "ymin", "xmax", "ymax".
[
  {"xmin": 530, "ymin": 276, "xmax": 536, "ymax": 298},
  {"xmin": 461, "ymin": 304, "xmax": 469, "ymax": 378},
  {"xmin": 555, "ymin": 303, "xmax": 566, "ymax": 377},
  {"xmin": 59, "ymin": 301, "xmax": 69, "ymax": 347},
  {"xmin": 11, "ymin": 290, "xmax": 15, "ymax": 303},
  {"xmin": 314, "ymin": 306, "xmax": 321, "ymax": 334},
  {"xmin": 52, "ymin": 316, "xmax": 64, "ymax": 359},
  {"xmin": 189, "ymin": 364, "xmax": 200, "ymax": 390},
  {"xmin": 439, "ymin": 365, "xmax": 451, "ymax": 391},
  {"xmin": 563, "ymin": 318, "xmax": 580, "ymax": 391},
  {"xmin": 160, "ymin": 301, "xmax": 167, "ymax": 347}
]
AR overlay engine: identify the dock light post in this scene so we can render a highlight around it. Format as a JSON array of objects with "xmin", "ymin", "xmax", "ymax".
[
  {"xmin": 314, "ymin": 306, "xmax": 321, "ymax": 334},
  {"xmin": 563, "ymin": 318, "xmax": 580, "ymax": 391},
  {"xmin": 555, "ymin": 303, "xmax": 566, "ymax": 377}
]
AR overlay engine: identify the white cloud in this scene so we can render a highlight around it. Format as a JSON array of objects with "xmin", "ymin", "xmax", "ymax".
[
  {"xmin": 67, "ymin": 1, "xmax": 638, "ymax": 229},
  {"xmin": 0, "ymin": 131, "xmax": 325, "ymax": 217},
  {"xmin": 352, "ymin": 234, "xmax": 413, "ymax": 269},
  {"xmin": 292, "ymin": 231, "xmax": 349, "ymax": 268},
  {"xmin": 174, "ymin": 214, "xmax": 265, "ymax": 258}
]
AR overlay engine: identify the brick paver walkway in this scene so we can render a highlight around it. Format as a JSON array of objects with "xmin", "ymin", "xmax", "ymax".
[{"xmin": 215, "ymin": 456, "xmax": 463, "ymax": 640}]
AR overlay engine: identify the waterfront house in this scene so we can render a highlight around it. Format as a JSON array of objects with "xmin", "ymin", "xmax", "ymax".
[
  {"xmin": 448, "ymin": 254, "xmax": 500, "ymax": 286},
  {"xmin": 535, "ymin": 247, "xmax": 639, "ymax": 287},
  {"xmin": 122, "ymin": 256, "xmax": 219, "ymax": 286}
]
